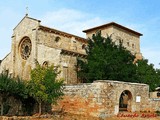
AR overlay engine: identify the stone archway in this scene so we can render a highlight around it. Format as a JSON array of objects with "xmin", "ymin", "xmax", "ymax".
[{"xmin": 119, "ymin": 90, "xmax": 132, "ymax": 112}]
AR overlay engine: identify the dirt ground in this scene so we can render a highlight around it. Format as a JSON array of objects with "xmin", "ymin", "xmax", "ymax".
[{"xmin": 30, "ymin": 112, "xmax": 160, "ymax": 120}]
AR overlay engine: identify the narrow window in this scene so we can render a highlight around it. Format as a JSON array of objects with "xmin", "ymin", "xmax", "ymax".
[
  {"xmin": 42, "ymin": 61, "xmax": 48, "ymax": 67},
  {"xmin": 55, "ymin": 36, "xmax": 60, "ymax": 42},
  {"xmin": 82, "ymin": 44, "xmax": 86, "ymax": 49}
]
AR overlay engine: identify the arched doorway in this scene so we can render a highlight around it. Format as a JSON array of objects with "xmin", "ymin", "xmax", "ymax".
[{"xmin": 119, "ymin": 90, "xmax": 132, "ymax": 111}]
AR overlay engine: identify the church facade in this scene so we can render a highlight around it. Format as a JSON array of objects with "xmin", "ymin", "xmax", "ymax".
[{"xmin": 0, "ymin": 15, "xmax": 142, "ymax": 84}]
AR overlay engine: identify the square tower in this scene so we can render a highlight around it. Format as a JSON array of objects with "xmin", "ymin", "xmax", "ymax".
[{"xmin": 83, "ymin": 22, "xmax": 143, "ymax": 60}]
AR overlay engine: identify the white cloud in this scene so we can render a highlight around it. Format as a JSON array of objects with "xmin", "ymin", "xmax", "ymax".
[
  {"xmin": 41, "ymin": 8, "xmax": 87, "ymax": 24},
  {"xmin": 41, "ymin": 8, "xmax": 105, "ymax": 37},
  {"xmin": 40, "ymin": 8, "xmax": 160, "ymax": 69},
  {"xmin": 1, "ymin": 7, "xmax": 159, "ymax": 70}
]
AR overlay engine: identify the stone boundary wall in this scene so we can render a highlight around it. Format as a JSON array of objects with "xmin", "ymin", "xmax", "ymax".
[
  {"xmin": 149, "ymin": 99, "xmax": 160, "ymax": 112},
  {"xmin": 53, "ymin": 82, "xmax": 111, "ymax": 118},
  {"xmin": 53, "ymin": 80, "xmax": 154, "ymax": 119}
]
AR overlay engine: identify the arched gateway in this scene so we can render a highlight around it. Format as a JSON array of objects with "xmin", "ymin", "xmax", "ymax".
[
  {"xmin": 54, "ymin": 80, "xmax": 150, "ymax": 118},
  {"xmin": 119, "ymin": 90, "xmax": 132, "ymax": 112}
]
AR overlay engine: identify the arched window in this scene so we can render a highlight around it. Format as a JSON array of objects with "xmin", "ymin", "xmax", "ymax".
[
  {"xmin": 55, "ymin": 36, "xmax": 61, "ymax": 42},
  {"xmin": 82, "ymin": 44, "xmax": 86, "ymax": 49},
  {"xmin": 132, "ymin": 44, "xmax": 135, "ymax": 49},
  {"xmin": 42, "ymin": 61, "xmax": 48, "ymax": 67}
]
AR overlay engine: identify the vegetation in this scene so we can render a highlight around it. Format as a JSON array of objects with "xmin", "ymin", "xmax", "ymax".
[
  {"xmin": 77, "ymin": 31, "xmax": 160, "ymax": 91},
  {"xmin": 136, "ymin": 59, "xmax": 160, "ymax": 91},
  {"xmin": 28, "ymin": 62, "xmax": 64, "ymax": 115},
  {"xmin": 78, "ymin": 31, "xmax": 137, "ymax": 83},
  {"xmin": 0, "ymin": 71, "xmax": 27, "ymax": 115},
  {"xmin": 0, "ymin": 62, "xmax": 64, "ymax": 116},
  {"xmin": 0, "ymin": 31, "xmax": 160, "ymax": 116}
]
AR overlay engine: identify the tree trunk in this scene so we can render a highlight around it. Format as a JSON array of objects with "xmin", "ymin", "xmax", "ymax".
[
  {"xmin": 1, "ymin": 103, "xmax": 3, "ymax": 116},
  {"xmin": 38, "ymin": 102, "xmax": 42, "ymax": 116}
]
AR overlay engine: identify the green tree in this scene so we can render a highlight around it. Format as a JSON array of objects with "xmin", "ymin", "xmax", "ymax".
[
  {"xmin": 28, "ymin": 63, "xmax": 64, "ymax": 115},
  {"xmin": 156, "ymin": 68, "xmax": 160, "ymax": 87},
  {"xmin": 13, "ymin": 77, "xmax": 29, "ymax": 101},
  {"xmin": 78, "ymin": 31, "xmax": 137, "ymax": 82},
  {"xmin": 136, "ymin": 59, "xmax": 160, "ymax": 91},
  {"xmin": 0, "ymin": 71, "xmax": 16, "ymax": 115}
]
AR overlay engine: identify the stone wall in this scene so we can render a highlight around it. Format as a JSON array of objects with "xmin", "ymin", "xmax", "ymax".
[
  {"xmin": 0, "ymin": 53, "xmax": 12, "ymax": 74},
  {"xmin": 36, "ymin": 29, "xmax": 86, "ymax": 84},
  {"xmin": 10, "ymin": 16, "xmax": 40, "ymax": 80},
  {"xmin": 0, "ymin": 15, "xmax": 143, "ymax": 83},
  {"xmin": 84, "ymin": 25, "xmax": 142, "ymax": 60},
  {"xmin": 0, "ymin": 15, "xmax": 86, "ymax": 83},
  {"xmin": 53, "ymin": 80, "xmax": 154, "ymax": 119},
  {"xmin": 149, "ymin": 99, "xmax": 160, "ymax": 112},
  {"xmin": 148, "ymin": 92, "xmax": 160, "ymax": 112},
  {"xmin": 37, "ymin": 29, "xmax": 86, "ymax": 55},
  {"xmin": 150, "ymin": 91, "xmax": 160, "ymax": 98}
]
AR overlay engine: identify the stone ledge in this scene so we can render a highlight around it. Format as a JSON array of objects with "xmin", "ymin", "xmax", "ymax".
[
  {"xmin": 150, "ymin": 98, "xmax": 160, "ymax": 101},
  {"xmin": 94, "ymin": 80, "xmax": 148, "ymax": 86}
]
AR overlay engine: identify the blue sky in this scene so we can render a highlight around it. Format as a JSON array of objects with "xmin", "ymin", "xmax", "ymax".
[{"xmin": 0, "ymin": 0, "xmax": 160, "ymax": 68}]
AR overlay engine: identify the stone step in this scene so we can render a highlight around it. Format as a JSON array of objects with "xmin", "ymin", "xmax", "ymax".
[{"xmin": 119, "ymin": 107, "xmax": 127, "ymax": 111}]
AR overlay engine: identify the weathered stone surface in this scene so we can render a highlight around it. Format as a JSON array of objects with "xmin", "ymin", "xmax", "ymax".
[
  {"xmin": 0, "ymin": 16, "xmax": 142, "ymax": 84},
  {"xmin": 83, "ymin": 22, "xmax": 142, "ymax": 60},
  {"xmin": 1, "ymin": 15, "xmax": 158, "ymax": 119},
  {"xmin": 53, "ymin": 80, "xmax": 160, "ymax": 119},
  {"xmin": 0, "ymin": 15, "xmax": 87, "ymax": 84}
]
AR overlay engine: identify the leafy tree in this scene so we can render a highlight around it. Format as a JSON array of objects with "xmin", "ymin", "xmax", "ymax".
[
  {"xmin": 156, "ymin": 68, "xmax": 160, "ymax": 84},
  {"xmin": 28, "ymin": 62, "xmax": 64, "ymax": 115},
  {"xmin": 13, "ymin": 77, "xmax": 29, "ymax": 100},
  {"xmin": 136, "ymin": 59, "xmax": 160, "ymax": 91},
  {"xmin": 0, "ymin": 71, "xmax": 16, "ymax": 115},
  {"xmin": 77, "ymin": 31, "xmax": 137, "ymax": 83},
  {"xmin": 0, "ymin": 71, "xmax": 28, "ymax": 115}
]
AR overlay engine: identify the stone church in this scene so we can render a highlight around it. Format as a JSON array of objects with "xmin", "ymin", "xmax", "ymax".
[{"xmin": 0, "ymin": 15, "xmax": 142, "ymax": 84}]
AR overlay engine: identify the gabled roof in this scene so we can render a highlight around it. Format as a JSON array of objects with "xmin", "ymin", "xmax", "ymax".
[
  {"xmin": 38, "ymin": 25, "xmax": 87, "ymax": 43},
  {"xmin": 83, "ymin": 22, "xmax": 143, "ymax": 36},
  {"xmin": 0, "ymin": 52, "xmax": 11, "ymax": 62},
  {"xmin": 13, "ymin": 15, "xmax": 87, "ymax": 43},
  {"xmin": 13, "ymin": 14, "xmax": 41, "ymax": 30}
]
